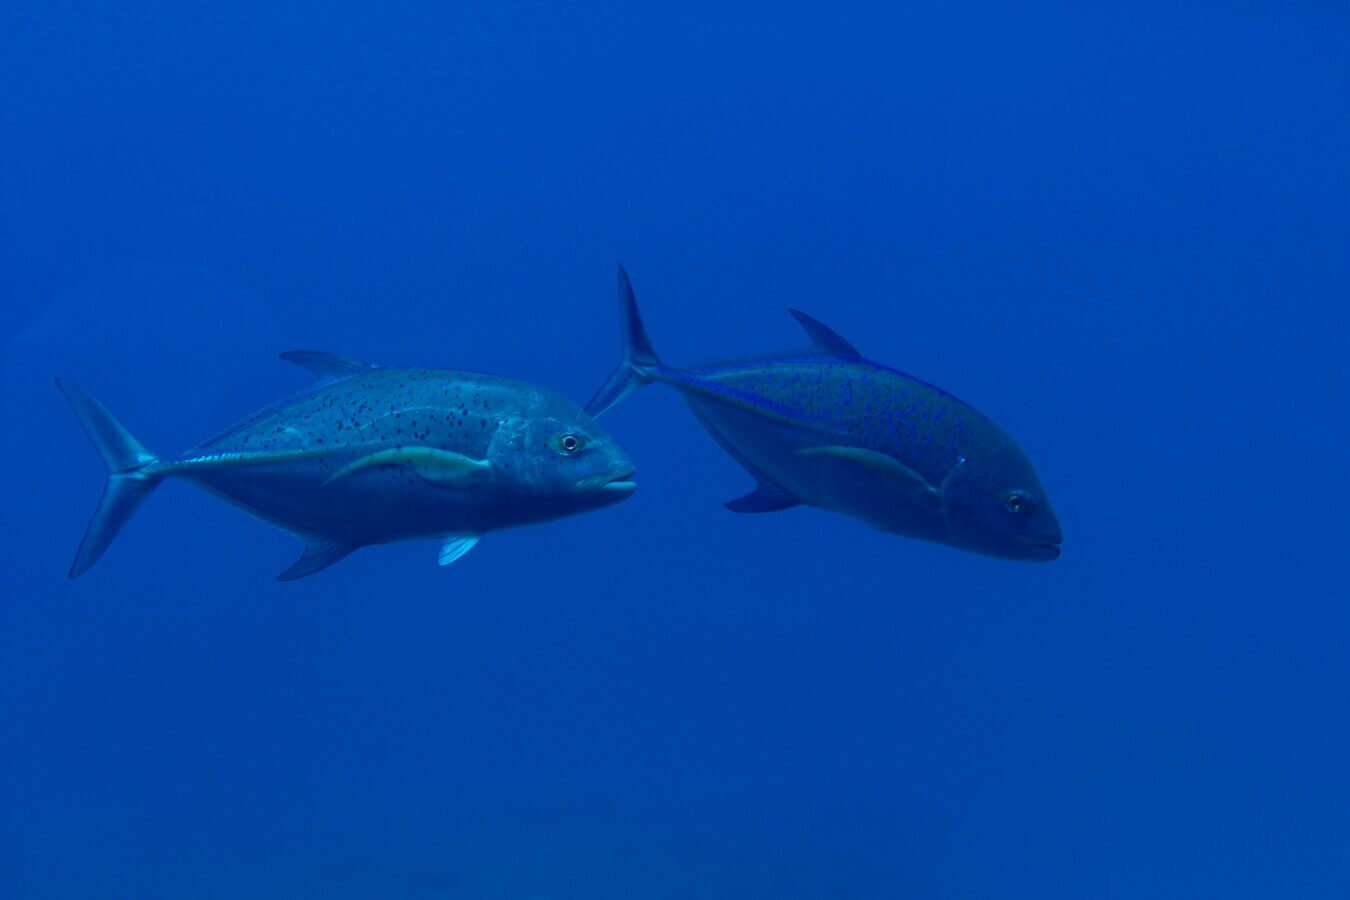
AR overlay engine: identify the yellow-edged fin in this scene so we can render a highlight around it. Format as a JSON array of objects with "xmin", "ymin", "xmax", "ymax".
[
  {"xmin": 323, "ymin": 447, "xmax": 492, "ymax": 487},
  {"xmin": 796, "ymin": 445, "xmax": 938, "ymax": 499}
]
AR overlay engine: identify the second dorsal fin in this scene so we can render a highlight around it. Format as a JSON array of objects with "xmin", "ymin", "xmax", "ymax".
[
  {"xmin": 787, "ymin": 310, "xmax": 861, "ymax": 360},
  {"xmin": 279, "ymin": 350, "xmax": 377, "ymax": 383}
]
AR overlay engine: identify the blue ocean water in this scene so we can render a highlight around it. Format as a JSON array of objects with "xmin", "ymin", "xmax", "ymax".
[{"xmin": 2, "ymin": 3, "xmax": 1348, "ymax": 896}]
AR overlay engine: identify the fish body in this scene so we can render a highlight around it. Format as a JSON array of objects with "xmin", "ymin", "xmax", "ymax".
[
  {"xmin": 588, "ymin": 267, "xmax": 1061, "ymax": 561},
  {"xmin": 59, "ymin": 352, "xmax": 636, "ymax": 580}
]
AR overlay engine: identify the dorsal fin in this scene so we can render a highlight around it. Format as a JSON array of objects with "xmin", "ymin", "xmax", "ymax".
[
  {"xmin": 279, "ymin": 350, "xmax": 377, "ymax": 382},
  {"xmin": 788, "ymin": 310, "xmax": 861, "ymax": 360}
]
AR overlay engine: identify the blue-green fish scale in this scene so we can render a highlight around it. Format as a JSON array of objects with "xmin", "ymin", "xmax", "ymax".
[
  {"xmin": 684, "ymin": 356, "xmax": 996, "ymax": 486},
  {"xmin": 170, "ymin": 368, "xmax": 574, "ymax": 543}
]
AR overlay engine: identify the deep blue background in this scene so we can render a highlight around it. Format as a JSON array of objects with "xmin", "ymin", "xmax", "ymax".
[{"xmin": 3, "ymin": 3, "xmax": 1348, "ymax": 897}]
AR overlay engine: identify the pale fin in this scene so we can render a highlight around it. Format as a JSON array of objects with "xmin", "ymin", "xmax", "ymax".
[
  {"xmin": 725, "ymin": 483, "xmax": 800, "ymax": 514},
  {"xmin": 788, "ymin": 310, "xmax": 861, "ymax": 360},
  {"xmin": 797, "ymin": 445, "xmax": 938, "ymax": 501},
  {"xmin": 279, "ymin": 350, "xmax": 376, "ymax": 383},
  {"xmin": 323, "ymin": 447, "xmax": 492, "ymax": 487},
  {"xmin": 277, "ymin": 536, "xmax": 355, "ymax": 581},
  {"xmin": 437, "ymin": 534, "xmax": 481, "ymax": 566},
  {"xmin": 56, "ymin": 379, "xmax": 165, "ymax": 578}
]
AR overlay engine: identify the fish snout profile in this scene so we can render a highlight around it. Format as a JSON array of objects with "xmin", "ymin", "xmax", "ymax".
[
  {"xmin": 1019, "ymin": 532, "xmax": 1063, "ymax": 561},
  {"xmin": 577, "ymin": 467, "xmax": 638, "ymax": 495},
  {"xmin": 939, "ymin": 461, "xmax": 1064, "ymax": 562},
  {"xmin": 1017, "ymin": 500, "xmax": 1063, "ymax": 560},
  {"xmin": 1002, "ymin": 506, "xmax": 1063, "ymax": 561},
  {"xmin": 513, "ymin": 410, "xmax": 638, "ymax": 514}
]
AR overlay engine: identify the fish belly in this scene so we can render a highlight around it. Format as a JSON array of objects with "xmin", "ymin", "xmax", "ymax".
[
  {"xmin": 688, "ymin": 399, "xmax": 947, "ymax": 541},
  {"xmin": 188, "ymin": 463, "xmax": 491, "ymax": 545}
]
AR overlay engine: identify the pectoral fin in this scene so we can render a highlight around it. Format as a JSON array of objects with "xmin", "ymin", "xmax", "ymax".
[
  {"xmin": 438, "ymin": 534, "xmax": 481, "ymax": 566},
  {"xmin": 725, "ymin": 482, "xmax": 800, "ymax": 513},
  {"xmin": 278, "ymin": 536, "xmax": 355, "ymax": 582},
  {"xmin": 323, "ymin": 447, "xmax": 492, "ymax": 487},
  {"xmin": 796, "ymin": 445, "xmax": 939, "ymax": 503}
]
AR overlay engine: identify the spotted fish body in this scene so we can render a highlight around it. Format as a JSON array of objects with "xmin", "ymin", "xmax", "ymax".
[
  {"xmin": 58, "ymin": 352, "xmax": 636, "ymax": 580},
  {"xmin": 588, "ymin": 267, "xmax": 1062, "ymax": 562}
]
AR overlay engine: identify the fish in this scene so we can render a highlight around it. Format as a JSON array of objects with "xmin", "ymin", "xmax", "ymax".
[
  {"xmin": 58, "ymin": 351, "xmax": 637, "ymax": 580},
  {"xmin": 587, "ymin": 267, "xmax": 1062, "ymax": 561}
]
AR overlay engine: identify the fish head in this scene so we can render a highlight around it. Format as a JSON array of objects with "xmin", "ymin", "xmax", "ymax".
[
  {"xmin": 491, "ymin": 407, "xmax": 637, "ymax": 515},
  {"xmin": 940, "ymin": 447, "xmax": 1062, "ymax": 561}
]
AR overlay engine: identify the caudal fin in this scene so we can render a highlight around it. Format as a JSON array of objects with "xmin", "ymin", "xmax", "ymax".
[
  {"xmin": 56, "ymin": 379, "xmax": 163, "ymax": 578},
  {"xmin": 585, "ymin": 265, "xmax": 662, "ymax": 417}
]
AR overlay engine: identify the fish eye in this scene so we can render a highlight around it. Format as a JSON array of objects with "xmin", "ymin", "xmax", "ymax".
[
  {"xmin": 1005, "ymin": 491, "xmax": 1029, "ymax": 514},
  {"xmin": 556, "ymin": 433, "xmax": 583, "ymax": 455}
]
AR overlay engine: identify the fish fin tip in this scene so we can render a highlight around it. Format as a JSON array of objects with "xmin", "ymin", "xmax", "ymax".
[
  {"xmin": 725, "ymin": 483, "xmax": 800, "ymax": 514},
  {"xmin": 788, "ymin": 309, "xmax": 861, "ymax": 360},
  {"xmin": 277, "ymin": 537, "xmax": 355, "ymax": 582},
  {"xmin": 586, "ymin": 265, "xmax": 659, "ymax": 417},
  {"xmin": 437, "ymin": 533, "xmax": 481, "ymax": 566},
  {"xmin": 279, "ymin": 350, "xmax": 377, "ymax": 383}
]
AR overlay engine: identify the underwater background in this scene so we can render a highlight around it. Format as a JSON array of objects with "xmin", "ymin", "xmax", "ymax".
[{"xmin": 3, "ymin": 3, "xmax": 1348, "ymax": 897}]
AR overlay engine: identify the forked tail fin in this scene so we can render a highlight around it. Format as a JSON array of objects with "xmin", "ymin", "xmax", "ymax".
[
  {"xmin": 585, "ymin": 265, "xmax": 662, "ymax": 417},
  {"xmin": 56, "ymin": 379, "xmax": 164, "ymax": 578}
]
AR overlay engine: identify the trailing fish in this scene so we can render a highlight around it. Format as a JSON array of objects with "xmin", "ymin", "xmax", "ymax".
[{"xmin": 588, "ymin": 266, "xmax": 1061, "ymax": 561}]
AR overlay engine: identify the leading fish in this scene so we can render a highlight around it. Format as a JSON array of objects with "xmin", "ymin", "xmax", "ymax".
[
  {"xmin": 588, "ymin": 267, "xmax": 1061, "ymax": 561},
  {"xmin": 59, "ymin": 351, "xmax": 636, "ymax": 580}
]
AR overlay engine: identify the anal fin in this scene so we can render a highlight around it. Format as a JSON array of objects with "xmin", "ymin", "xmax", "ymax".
[
  {"xmin": 278, "ymin": 537, "xmax": 355, "ymax": 582},
  {"xmin": 725, "ymin": 483, "xmax": 800, "ymax": 514}
]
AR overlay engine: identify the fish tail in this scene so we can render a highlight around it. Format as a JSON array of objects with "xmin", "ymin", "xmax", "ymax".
[
  {"xmin": 56, "ymin": 379, "xmax": 165, "ymax": 578},
  {"xmin": 586, "ymin": 264, "xmax": 662, "ymax": 417}
]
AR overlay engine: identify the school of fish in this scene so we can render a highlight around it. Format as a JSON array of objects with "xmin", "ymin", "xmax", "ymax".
[{"xmin": 58, "ymin": 267, "xmax": 1060, "ymax": 580}]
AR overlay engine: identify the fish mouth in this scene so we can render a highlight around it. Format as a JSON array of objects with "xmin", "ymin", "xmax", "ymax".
[
  {"xmin": 1022, "ymin": 539, "xmax": 1062, "ymax": 561},
  {"xmin": 579, "ymin": 469, "xmax": 637, "ymax": 495}
]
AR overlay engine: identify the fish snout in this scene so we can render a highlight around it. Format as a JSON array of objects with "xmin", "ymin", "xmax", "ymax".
[
  {"xmin": 1023, "ymin": 519, "xmax": 1063, "ymax": 561},
  {"xmin": 577, "ymin": 467, "xmax": 637, "ymax": 496},
  {"xmin": 1023, "ymin": 540, "xmax": 1062, "ymax": 561}
]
